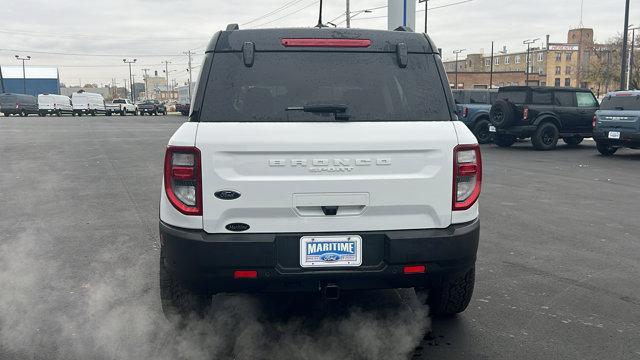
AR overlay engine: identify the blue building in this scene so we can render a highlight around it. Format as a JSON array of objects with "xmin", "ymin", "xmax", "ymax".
[{"xmin": 0, "ymin": 66, "xmax": 60, "ymax": 96}]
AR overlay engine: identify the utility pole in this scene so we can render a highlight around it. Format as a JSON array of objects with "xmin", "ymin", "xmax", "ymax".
[
  {"xmin": 123, "ymin": 58, "xmax": 137, "ymax": 102},
  {"xmin": 345, "ymin": 0, "xmax": 351, "ymax": 28},
  {"xmin": 141, "ymin": 68, "xmax": 150, "ymax": 99},
  {"xmin": 621, "ymin": 0, "xmax": 630, "ymax": 90},
  {"xmin": 628, "ymin": 26, "xmax": 639, "ymax": 90},
  {"xmin": 14, "ymin": 55, "xmax": 31, "ymax": 94},
  {"xmin": 453, "ymin": 49, "xmax": 465, "ymax": 89},
  {"xmin": 419, "ymin": 0, "xmax": 428, "ymax": 33},
  {"xmin": 490, "ymin": 41, "xmax": 494, "ymax": 89},
  {"xmin": 123, "ymin": 79, "xmax": 128, "ymax": 99},
  {"xmin": 162, "ymin": 60, "xmax": 171, "ymax": 100},
  {"xmin": 523, "ymin": 38, "xmax": 540, "ymax": 86},
  {"xmin": 0, "ymin": 65, "xmax": 4, "ymax": 93},
  {"xmin": 184, "ymin": 50, "xmax": 194, "ymax": 102}
]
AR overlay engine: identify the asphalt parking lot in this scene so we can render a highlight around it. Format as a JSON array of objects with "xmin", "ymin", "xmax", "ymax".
[{"xmin": 0, "ymin": 115, "xmax": 638, "ymax": 360}]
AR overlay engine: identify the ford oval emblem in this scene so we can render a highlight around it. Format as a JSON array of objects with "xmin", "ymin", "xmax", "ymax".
[
  {"xmin": 320, "ymin": 253, "xmax": 341, "ymax": 262},
  {"xmin": 215, "ymin": 190, "xmax": 241, "ymax": 200},
  {"xmin": 226, "ymin": 223, "xmax": 250, "ymax": 232}
]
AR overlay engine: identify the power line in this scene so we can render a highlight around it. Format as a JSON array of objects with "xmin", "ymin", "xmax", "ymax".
[
  {"xmin": 350, "ymin": 0, "xmax": 474, "ymax": 21},
  {"xmin": 240, "ymin": 0, "xmax": 307, "ymax": 26},
  {"xmin": 250, "ymin": 0, "xmax": 319, "ymax": 28},
  {"xmin": 0, "ymin": 28, "xmax": 207, "ymax": 41}
]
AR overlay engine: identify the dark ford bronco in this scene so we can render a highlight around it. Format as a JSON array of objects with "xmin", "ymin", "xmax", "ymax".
[
  {"xmin": 489, "ymin": 86, "xmax": 599, "ymax": 150},
  {"xmin": 453, "ymin": 89, "xmax": 497, "ymax": 144},
  {"xmin": 593, "ymin": 91, "xmax": 640, "ymax": 156}
]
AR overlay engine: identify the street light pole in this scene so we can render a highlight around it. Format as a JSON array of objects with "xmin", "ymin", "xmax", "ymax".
[
  {"xmin": 345, "ymin": 0, "xmax": 351, "ymax": 28},
  {"xmin": 14, "ymin": 55, "xmax": 31, "ymax": 94},
  {"xmin": 419, "ymin": 0, "xmax": 428, "ymax": 33},
  {"xmin": 123, "ymin": 58, "xmax": 137, "ymax": 102},
  {"xmin": 621, "ymin": 0, "xmax": 630, "ymax": 90},
  {"xmin": 523, "ymin": 38, "xmax": 540, "ymax": 86},
  {"xmin": 453, "ymin": 49, "xmax": 466, "ymax": 89}
]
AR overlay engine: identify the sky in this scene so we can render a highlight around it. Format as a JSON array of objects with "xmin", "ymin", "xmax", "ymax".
[{"xmin": 0, "ymin": 0, "xmax": 636, "ymax": 87}]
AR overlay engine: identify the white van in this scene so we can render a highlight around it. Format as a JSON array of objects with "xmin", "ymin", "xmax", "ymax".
[
  {"xmin": 71, "ymin": 91, "xmax": 106, "ymax": 116},
  {"xmin": 38, "ymin": 94, "xmax": 73, "ymax": 116}
]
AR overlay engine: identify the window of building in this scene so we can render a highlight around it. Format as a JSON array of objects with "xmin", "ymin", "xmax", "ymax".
[
  {"xmin": 556, "ymin": 52, "xmax": 562, "ymax": 62},
  {"xmin": 566, "ymin": 66, "xmax": 572, "ymax": 75},
  {"xmin": 505, "ymin": 56, "xmax": 510, "ymax": 64},
  {"xmin": 566, "ymin": 52, "xmax": 572, "ymax": 61},
  {"xmin": 515, "ymin": 55, "xmax": 521, "ymax": 64},
  {"xmin": 485, "ymin": 58, "xmax": 491, "ymax": 67},
  {"xmin": 565, "ymin": 78, "xmax": 571, "ymax": 87},
  {"xmin": 538, "ymin": 53, "xmax": 544, "ymax": 62},
  {"xmin": 554, "ymin": 78, "xmax": 561, "ymax": 87},
  {"xmin": 555, "ymin": 66, "xmax": 561, "ymax": 75},
  {"xmin": 495, "ymin": 57, "xmax": 500, "ymax": 65}
]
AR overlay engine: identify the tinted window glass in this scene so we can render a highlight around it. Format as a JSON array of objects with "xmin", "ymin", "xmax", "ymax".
[
  {"xmin": 113, "ymin": 99, "xmax": 125, "ymax": 104},
  {"xmin": 0, "ymin": 94, "xmax": 17, "ymax": 105},
  {"xmin": 468, "ymin": 92, "xmax": 491, "ymax": 104},
  {"xmin": 554, "ymin": 91, "xmax": 575, "ymax": 107},
  {"xmin": 198, "ymin": 52, "xmax": 451, "ymax": 122},
  {"xmin": 452, "ymin": 91, "xmax": 466, "ymax": 104},
  {"xmin": 600, "ymin": 95, "xmax": 640, "ymax": 110},
  {"xmin": 576, "ymin": 92, "xmax": 598, "ymax": 107},
  {"xmin": 531, "ymin": 90, "xmax": 553, "ymax": 105},
  {"xmin": 489, "ymin": 92, "xmax": 498, "ymax": 104},
  {"xmin": 497, "ymin": 90, "xmax": 527, "ymax": 104}
]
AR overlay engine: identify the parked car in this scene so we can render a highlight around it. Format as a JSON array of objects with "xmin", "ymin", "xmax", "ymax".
[
  {"xmin": 159, "ymin": 25, "xmax": 481, "ymax": 321},
  {"xmin": 593, "ymin": 91, "xmax": 640, "ymax": 156},
  {"xmin": 0, "ymin": 93, "xmax": 39, "ymax": 117},
  {"xmin": 37, "ymin": 94, "xmax": 73, "ymax": 116},
  {"xmin": 71, "ymin": 91, "xmax": 107, "ymax": 116},
  {"xmin": 176, "ymin": 84, "xmax": 193, "ymax": 116},
  {"xmin": 106, "ymin": 98, "xmax": 138, "ymax": 116},
  {"xmin": 138, "ymin": 99, "xmax": 167, "ymax": 115},
  {"xmin": 489, "ymin": 86, "xmax": 599, "ymax": 150},
  {"xmin": 453, "ymin": 89, "xmax": 497, "ymax": 144}
]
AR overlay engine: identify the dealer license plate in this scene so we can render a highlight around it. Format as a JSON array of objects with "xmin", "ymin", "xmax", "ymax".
[
  {"xmin": 608, "ymin": 131, "xmax": 621, "ymax": 139},
  {"xmin": 299, "ymin": 235, "xmax": 362, "ymax": 268}
]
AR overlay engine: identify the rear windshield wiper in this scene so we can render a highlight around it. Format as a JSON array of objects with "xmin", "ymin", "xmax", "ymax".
[{"xmin": 286, "ymin": 104, "xmax": 350, "ymax": 121}]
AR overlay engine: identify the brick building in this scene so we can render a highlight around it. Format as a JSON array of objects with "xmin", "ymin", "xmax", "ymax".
[{"xmin": 442, "ymin": 28, "xmax": 595, "ymax": 89}]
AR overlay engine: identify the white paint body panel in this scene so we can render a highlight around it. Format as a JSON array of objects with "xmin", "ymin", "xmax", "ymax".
[
  {"xmin": 194, "ymin": 121, "xmax": 460, "ymax": 233},
  {"xmin": 71, "ymin": 92, "xmax": 106, "ymax": 111}
]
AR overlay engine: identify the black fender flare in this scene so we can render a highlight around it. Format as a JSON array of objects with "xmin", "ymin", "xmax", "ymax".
[{"xmin": 533, "ymin": 115, "xmax": 562, "ymax": 130}]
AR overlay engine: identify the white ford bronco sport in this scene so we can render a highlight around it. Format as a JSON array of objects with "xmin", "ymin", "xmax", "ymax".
[{"xmin": 159, "ymin": 24, "xmax": 481, "ymax": 320}]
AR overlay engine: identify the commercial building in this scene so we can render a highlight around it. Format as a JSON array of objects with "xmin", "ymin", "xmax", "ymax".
[
  {"xmin": 0, "ymin": 66, "xmax": 60, "ymax": 96},
  {"xmin": 442, "ymin": 28, "xmax": 596, "ymax": 89}
]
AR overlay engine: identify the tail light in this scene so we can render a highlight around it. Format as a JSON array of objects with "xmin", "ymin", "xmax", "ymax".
[
  {"xmin": 281, "ymin": 38, "xmax": 372, "ymax": 47},
  {"xmin": 523, "ymin": 107, "xmax": 529, "ymax": 121},
  {"xmin": 463, "ymin": 107, "xmax": 469, "ymax": 118},
  {"xmin": 453, "ymin": 144, "xmax": 482, "ymax": 211},
  {"xmin": 592, "ymin": 115, "xmax": 597, "ymax": 128},
  {"xmin": 164, "ymin": 146, "xmax": 202, "ymax": 215}
]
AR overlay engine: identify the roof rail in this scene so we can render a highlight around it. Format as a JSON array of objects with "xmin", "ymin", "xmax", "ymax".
[
  {"xmin": 226, "ymin": 24, "xmax": 239, "ymax": 31},
  {"xmin": 394, "ymin": 26, "xmax": 413, "ymax": 32}
]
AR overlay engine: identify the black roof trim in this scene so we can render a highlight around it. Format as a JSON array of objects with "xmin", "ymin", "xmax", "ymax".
[
  {"xmin": 208, "ymin": 28, "xmax": 436, "ymax": 53},
  {"xmin": 499, "ymin": 86, "xmax": 592, "ymax": 92}
]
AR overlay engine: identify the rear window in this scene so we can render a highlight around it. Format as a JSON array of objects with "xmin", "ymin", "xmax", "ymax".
[
  {"xmin": 600, "ymin": 95, "xmax": 640, "ymax": 110},
  {"xmin": 197, "ymin": 52, "xmax": 451, "ymax": 122},
  {"xmin": 113, "ymin": 99, "xmax": 125, "ymax": 104},
  {"xmin": 468, "ymin": 91, "xmax": 492, "ymax": 104},
  {"xmin": 497, "ymin": 90, "xmax": 527, "ymax": 104}
]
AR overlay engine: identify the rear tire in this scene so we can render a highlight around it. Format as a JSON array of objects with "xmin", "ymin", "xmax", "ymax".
[
  {"xmin": 472, "ymin": 118, "xmax": 493, "ymax": 144},
  {"xmin": 416, "ymin": 267, "xmax": 475, "ymax": 317},
  {"xmin": 494, "ymin": 133, "xmax": 517, "ymax": 147},
  {"xmin": 563, "ymin": 136, "xmax": 584, "ymax": 146},
  {"xmin": 120, "ymin": 110, "xmax": 126, "ymax": 116},
  {"xmin": 159, "ymin": 247, "xmax": 211, "ymax": 324},
  {"xmin": 20, "ymin": 110, "xmax": 27, "ymax": 117},
  {"xmin": 56, "ymin": 110, "xmax": 62, "ymax": 117},
  {"xmin": 596, "ymin": 141, "xmax": 618, "ymax": 156},
  {"xmin": 154, "ymin": 109, "xmax": 158, "ymax": 116},
  {"xmin": 532, "ymin": 122, "xmax": 559, "ymax": 150}
]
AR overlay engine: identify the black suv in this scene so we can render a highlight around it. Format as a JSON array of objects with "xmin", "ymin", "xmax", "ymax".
[{"xmin": 489, "ymin": 86, "xmax": 599, "ymax": 150}]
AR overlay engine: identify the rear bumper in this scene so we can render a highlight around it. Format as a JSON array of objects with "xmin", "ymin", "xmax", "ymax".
[
  {"xmin": 494, "ymin": 125, "xmax": 537, "ymax": 137},
  {"xmin": 594, "ymin": 130, "xmax": 640, "ymax": 147},
  {"xmin": 159, "ymin": 219, "xmax": 480, "ymax": 294}
]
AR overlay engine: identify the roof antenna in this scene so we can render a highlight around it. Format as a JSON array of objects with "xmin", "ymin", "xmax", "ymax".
[
  {"xmin": 579, "ymin": 0, "xmax": 584, "ymax": 28},
  {"xmin": 315, "ymin": 0, "xmax": 327, "ymax": 28}
]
